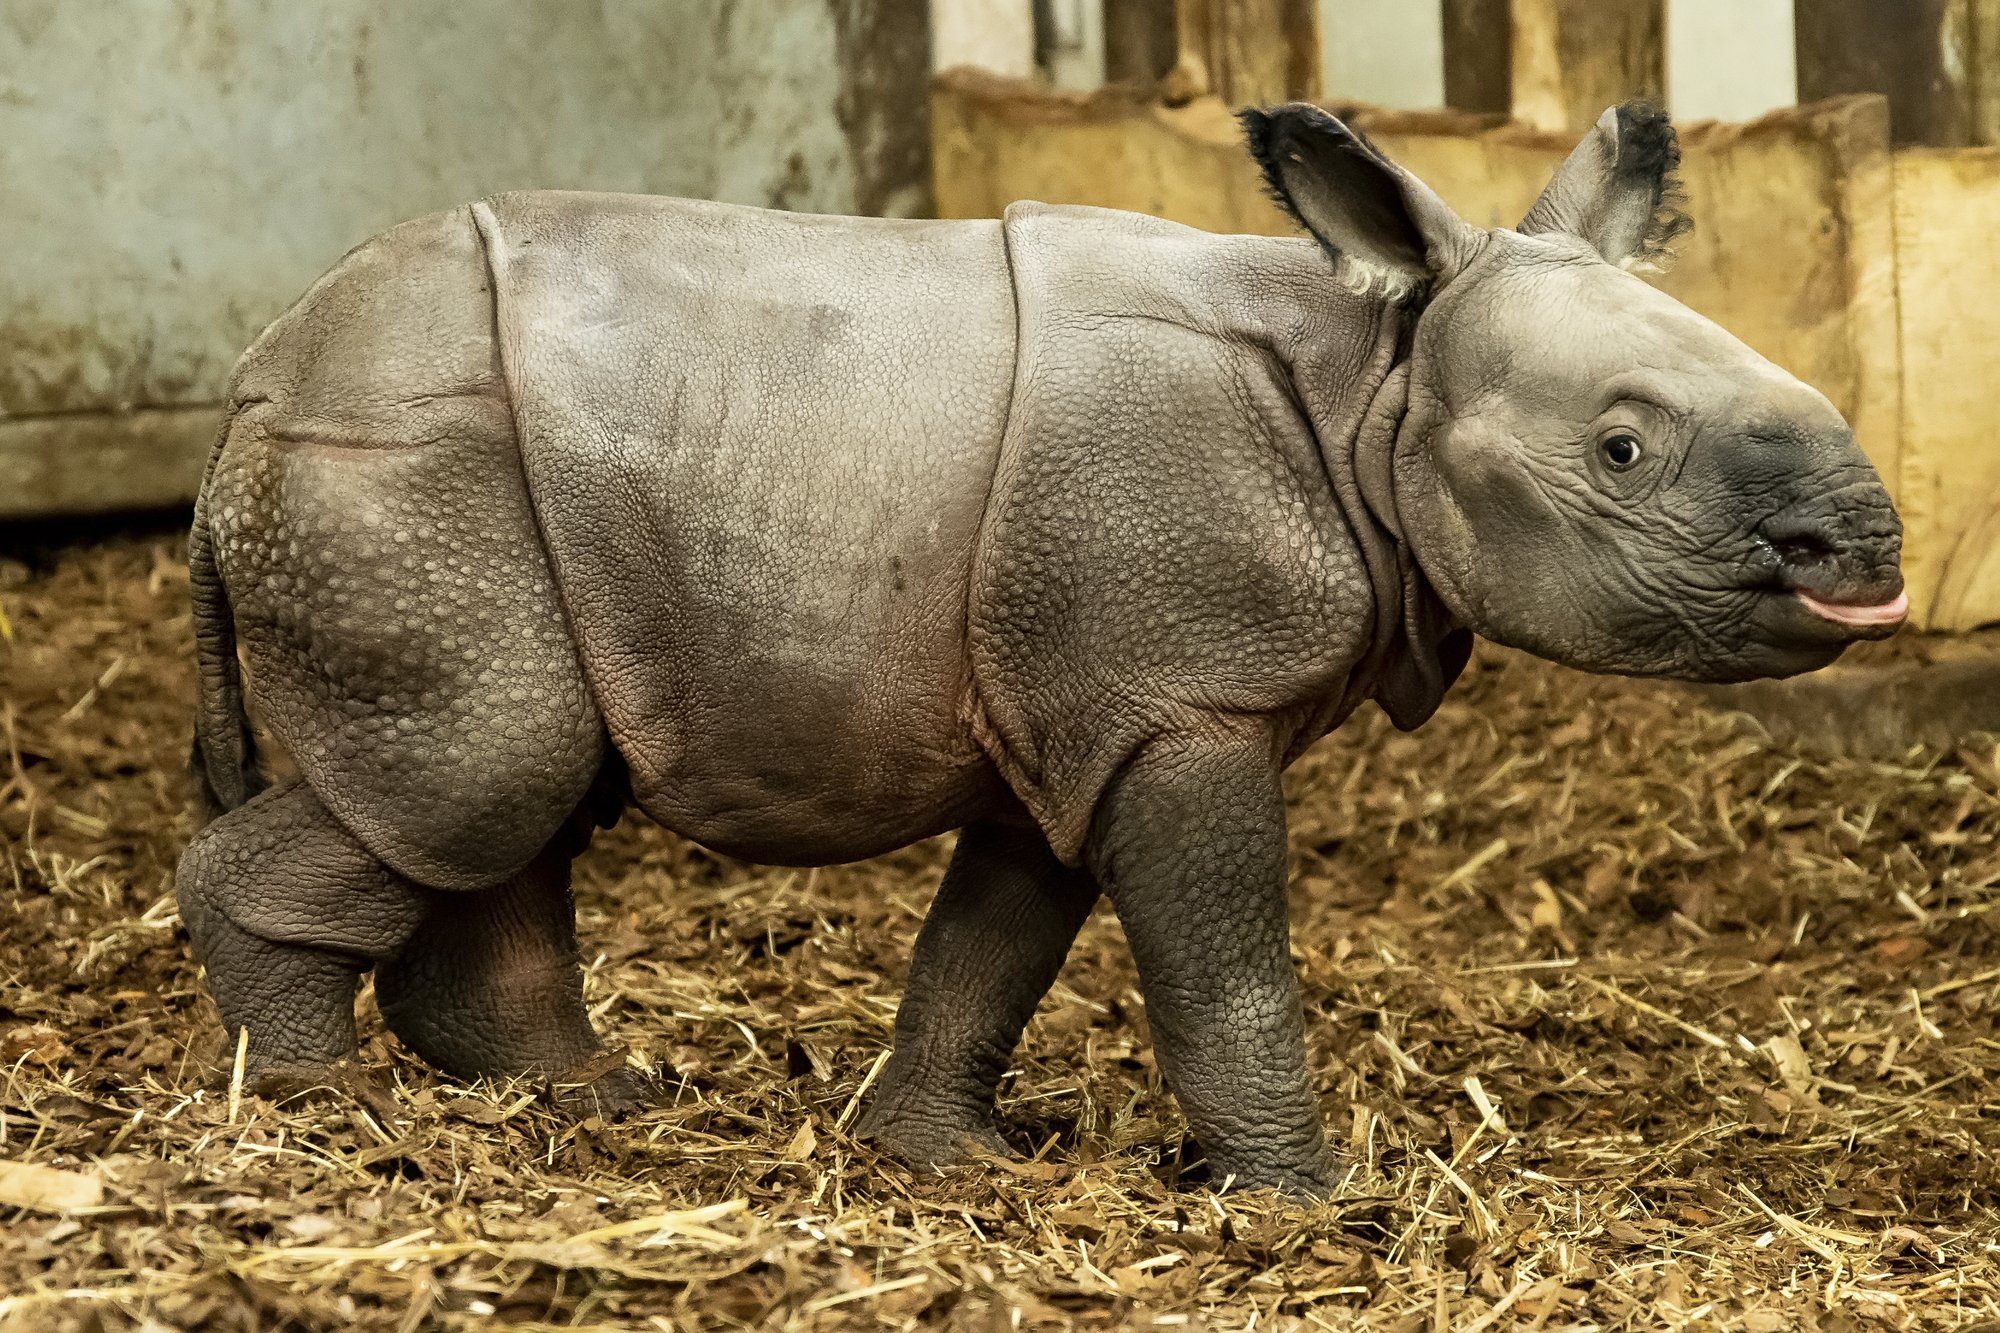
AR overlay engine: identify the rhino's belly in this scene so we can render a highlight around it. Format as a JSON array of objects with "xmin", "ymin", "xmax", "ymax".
[
  {"xmin": 596, "ymin": 494, "xmax": 1010, "ymax": 864},
  {"xmin": 476, "ymin": 192, "xmax": 1020, "ymax": 862},
  {"xmin": 618, "ymin": 636, "xmax": 1010, "ymax": 866}
]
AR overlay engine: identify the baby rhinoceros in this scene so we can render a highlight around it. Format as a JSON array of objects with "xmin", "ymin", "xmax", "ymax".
[{"xmin": 180, "ymin": 102, "xmax": 1903, "ymax": 1195}]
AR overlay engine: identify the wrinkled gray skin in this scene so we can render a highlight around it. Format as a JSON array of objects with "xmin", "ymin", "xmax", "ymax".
[{"xmin": 180, "ymin": 103, "xmax": 1903, "ymax": 1193}]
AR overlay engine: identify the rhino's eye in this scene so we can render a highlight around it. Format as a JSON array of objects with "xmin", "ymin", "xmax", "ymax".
[{"xmin": 1600, "ymin": 433, "xmax": 1643, "ymax": 471}]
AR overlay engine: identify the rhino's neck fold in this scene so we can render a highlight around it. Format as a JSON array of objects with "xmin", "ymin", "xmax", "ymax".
[{"xmin": 1302, "ymin": 313, "xmax": 1470, "ymax": 732}]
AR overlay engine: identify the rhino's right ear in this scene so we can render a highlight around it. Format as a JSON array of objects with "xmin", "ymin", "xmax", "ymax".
[{"xmin": 1241, "ymin": 103, "xmax": 1482, "ymax": 299}]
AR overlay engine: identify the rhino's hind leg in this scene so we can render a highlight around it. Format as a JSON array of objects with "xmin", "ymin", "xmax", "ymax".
[
  {"xmin": 177, "ymin": 780, "xmax": 427, "ymax": 1095},
  {"xmin": 858, "ymin": 822, "xmax": 1098, "ymax": 1169},
  {"xmin": 374, "ymin": 812, "xmax": 658, "ymax": 1116}
]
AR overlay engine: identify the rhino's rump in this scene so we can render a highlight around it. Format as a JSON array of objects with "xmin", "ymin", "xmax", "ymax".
[
  {"xmin": 477, "ymin": 193, "xmax": 1017, "ymax": 862},
  {"xmin": 207, "ymin": 207, "xmax": 604, "ymax": 890}
]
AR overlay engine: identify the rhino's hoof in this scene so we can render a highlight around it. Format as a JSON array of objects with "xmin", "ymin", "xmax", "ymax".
[
  {"xmin": 240, "ymin": 1058, "xmax": 403, "ymax": 1121},
  {"xmin": 1201, "ymin": 1150, "xmax": 1350, "ymax": 1201},
  {"xmin": 859, "ymin": 1108, "xmax": 1015, "ymax": 1173},
  {"xmin": 551, "ymin": 1062, "xmax": 664, "ymax": 1120}
]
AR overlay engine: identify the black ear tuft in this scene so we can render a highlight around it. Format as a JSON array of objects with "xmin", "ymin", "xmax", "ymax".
[
  {"xmin": 1236, "ymin": 103, "xmax": 1432, "ymax": 292},
  {"xmin": 1612, "ymin": 100, "xmax": 1692, "ymax": 268},
  {"xmin": 1238, "ymin": 104, "xmax": 1405, "ymax": 241},
  {"xmin": 1612, "ymin": 100, "xmax": 1676, "ymax": 182},
  {"xmin": 1239, "ymin": 105, "xmax": 1312, "ymax": 238}
]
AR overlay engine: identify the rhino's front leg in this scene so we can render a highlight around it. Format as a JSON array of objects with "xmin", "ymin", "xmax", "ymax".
[
  {"xmin": 1087, "ymin": 733, "xmax": 1340, "ymax": 1196},
  {"xmin": 859, "ymin": 822, "xmax": 1098, "ymax": 1168}
]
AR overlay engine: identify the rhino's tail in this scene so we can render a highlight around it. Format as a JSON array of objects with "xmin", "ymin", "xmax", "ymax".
[{"xmin": 187, "ymin": 411, "xmax": 263, "ymax": 821}]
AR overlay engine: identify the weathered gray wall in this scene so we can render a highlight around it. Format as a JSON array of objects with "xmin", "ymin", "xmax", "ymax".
[{"xmin": 0, "ymin": 0, "xmax": 928, "ymax": 516}]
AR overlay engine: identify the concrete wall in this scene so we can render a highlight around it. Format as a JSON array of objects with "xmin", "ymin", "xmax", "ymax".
[{"xmin": 0, "ymin": 0, "xmax": 928, "ymax": 516}]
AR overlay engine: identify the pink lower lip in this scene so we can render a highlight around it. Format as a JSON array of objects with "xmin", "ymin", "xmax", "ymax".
[{"xmin": 1795, "ymin": 589, "xmax": 1909, "ymax": 627}]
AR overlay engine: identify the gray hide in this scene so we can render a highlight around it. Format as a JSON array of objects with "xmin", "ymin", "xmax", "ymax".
[{"xmin": 179, "ymin": 102, "xmax": 1902, "ymax": 1192}]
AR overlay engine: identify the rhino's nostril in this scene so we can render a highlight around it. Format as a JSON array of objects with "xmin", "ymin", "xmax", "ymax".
[
  {"xmin": 1755, "ymin": 513, "xmax": 1902, "ymax": 608},
  {"xmin": 1758, "ymin": 527, "xmax": 1840, "ymax": 590},
  {"xmin": 1759, "ymin": 510, "xmax": 1839, "ymax": 564},
  {"xmin": 1770, "ymin": 533, "xmax": 1836, "ymax": 568}
]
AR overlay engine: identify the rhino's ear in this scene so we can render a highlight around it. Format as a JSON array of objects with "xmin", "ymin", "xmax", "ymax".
[
  {"xmin": 1241, "ymin": 103, "xmax": 1481, "ymax": 299},
  {"xmin": 1519, "ymin": 101, "xmax": 1692, "ymax": 269}
]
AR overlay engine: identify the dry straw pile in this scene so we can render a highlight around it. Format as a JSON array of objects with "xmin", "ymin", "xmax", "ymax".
[{"xmin": 1, "ymin": 528, "xmax": 1995, "ymax": 1331}]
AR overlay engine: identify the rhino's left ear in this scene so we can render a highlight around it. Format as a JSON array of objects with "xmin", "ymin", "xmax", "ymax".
[
  {"xmin": 1242, "ymin": 103, "xmax": 1482, "ymax": 298},
  {"xmin": 1520, "ymin": 102, "xmax": 1692, "ymax": 269}
]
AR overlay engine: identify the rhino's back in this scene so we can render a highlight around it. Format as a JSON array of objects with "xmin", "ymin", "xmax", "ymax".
[{"xmin": 478, "ymin": 192, "xmax": 1018, "ymax": 861}]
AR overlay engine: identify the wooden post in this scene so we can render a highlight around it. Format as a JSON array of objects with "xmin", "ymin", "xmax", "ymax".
[
  {"xmin": 1509, "ymin": 0, "xmax": 1663, "ymax": 133},
  {"xmin": 1104, "ymin": 0, "xmax": 1178, "ymax": 86},
  {"xmin": 1166, "ymin": 0, "xmax": 1321, "ymax": 106},
  {"xmin": 1794, "ymin": 0, "xmax": 2000, "ymax": 147},
  {"xmin": 1442, "ymin": 0, "xmax": 1511, "ymax": 114}
]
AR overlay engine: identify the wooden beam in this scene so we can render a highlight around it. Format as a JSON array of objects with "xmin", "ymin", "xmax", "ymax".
[
  {"xmin": 1979, "ymin": 0, "xmax": 2000, "ymax": 145},
  {"xmin": 1166, "ymin": 0, "xmax": 1320, "ymax": 107},
  {"xmin": 1794, "ymin": 0, "xmax": 2000, "ymax": 147},
  {"xmin": 1509, "ymin": 0, "xmax": 1662, "ymax": 133},
  {"xmin": 1442, "ymin": 0, "xmax": 1511, "ymax": 114}
]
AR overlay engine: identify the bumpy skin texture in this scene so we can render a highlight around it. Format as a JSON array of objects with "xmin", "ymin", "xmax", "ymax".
[
  {"xmin": 857, "ymin": 821, "xmax": 1099, "ymax": 1164},
  {"xmin": 188, "ymin": 211, "xmax": 625, "ymax": 1102},
  {"xmin": 972, "ymin": 207, "xmax": 1439, "ymax": 864},
  {"xmin": 1090, "ymin": 731, "xmax": 1339, "ymax": 1194},
  {"xmin": 201, "ymin": 209, "xmax": 603, "ymax": 889},
  {"xmin": 184, "ymin": 104, "xmax": 1905, "ymax": 1192},
  {"xmin": 178, "ymin": 780, "xmax": 428, "ymax": 1090}
]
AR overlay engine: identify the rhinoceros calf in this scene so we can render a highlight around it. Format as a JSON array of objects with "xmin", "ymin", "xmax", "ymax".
[{"xmin": 178, "ymin": 103, "xmax": 1903, "ymax": 1194}]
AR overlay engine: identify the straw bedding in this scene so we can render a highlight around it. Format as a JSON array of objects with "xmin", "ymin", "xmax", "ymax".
[{"xmin": 2, "ymin": 524, "xmax": 1995, "ymax": 1330}]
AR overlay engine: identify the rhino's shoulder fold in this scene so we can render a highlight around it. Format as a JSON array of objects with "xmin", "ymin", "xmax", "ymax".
[{"xmin": 971, "ymin": 205, "xmax": 1399, "ymax": 862}]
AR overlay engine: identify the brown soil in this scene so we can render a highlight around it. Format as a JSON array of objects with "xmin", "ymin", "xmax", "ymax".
[{"xmin": 1, "ymin": 524, "xmax": 1996, "ymax": 1331}]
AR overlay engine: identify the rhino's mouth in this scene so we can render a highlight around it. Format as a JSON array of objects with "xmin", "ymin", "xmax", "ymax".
[
  {"xmin": 1750, "ymin": 521, "xmax": 1905, "ymax": 638},
  {"xmin": 1794, "ymin": 588, "xmax": 1908, "ymax": 628}
]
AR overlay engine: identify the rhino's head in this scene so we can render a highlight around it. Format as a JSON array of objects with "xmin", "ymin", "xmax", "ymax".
[{"xmin": 1245, "ymin": 102, "xmax": 1904, "ymax": 683}]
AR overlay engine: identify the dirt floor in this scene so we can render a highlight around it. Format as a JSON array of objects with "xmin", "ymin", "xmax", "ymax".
[{"xmin": 1, "ymin": 522, "xmax": 1996, "ymax": 1332}]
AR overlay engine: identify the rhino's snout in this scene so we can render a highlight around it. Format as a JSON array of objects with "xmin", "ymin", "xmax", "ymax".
[{"xmin": 1756, "ymin": 489, "xmax": 1906, "ymax": 638}]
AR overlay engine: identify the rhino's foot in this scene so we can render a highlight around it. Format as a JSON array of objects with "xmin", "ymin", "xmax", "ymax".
[
  {"xmin": 856, "ymin": 823, "xmax": 1100, "ymax": 1179},
  {"xmin": 240, "ymin": 1056, "xmax": 346, "ymax": 1102},
  {"xmin": 231, "ymin": 1056, "xmax": 404, "ymax": 1123},
  {"xmin": 856, "ymin": 1098, "xmax": 1016, "ymax": 1172},
  {"xmin": 178, "ymin": 781, "xmax": 429, "ymax": 1107},
  {"xmin": 376, "ymin": 825, "xmax": 640, "ymax": 1108}
]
